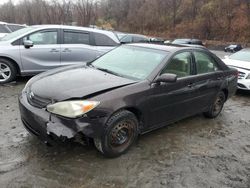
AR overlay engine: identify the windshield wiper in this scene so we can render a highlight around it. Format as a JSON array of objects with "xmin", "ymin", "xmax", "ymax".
[
  {"xmin": 95, "ymin": 67, "xmax": 121, "ymax": 76},
  {"xmin": 88, "ymin": 64, "xmax": 126, "ymax": 78}
]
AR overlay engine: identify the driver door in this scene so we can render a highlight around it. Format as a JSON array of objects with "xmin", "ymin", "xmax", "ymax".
[
  {"xmin": 20, "ymin": 29, "xmax": 61, "ymax": 73},
  {"xmin": 147, "ymin": 51, "xmax": 198, "ymax": 128}
]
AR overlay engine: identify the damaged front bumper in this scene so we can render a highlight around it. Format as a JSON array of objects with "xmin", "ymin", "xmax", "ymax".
[{"xmin": 19, "ymin": 93, "xmax": 107, "ymax": 145}]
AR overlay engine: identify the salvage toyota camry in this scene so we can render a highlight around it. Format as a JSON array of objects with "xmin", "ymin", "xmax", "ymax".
[{"xmin": 19, "ymin": 44, "xmax": 238, "ymax": 157}]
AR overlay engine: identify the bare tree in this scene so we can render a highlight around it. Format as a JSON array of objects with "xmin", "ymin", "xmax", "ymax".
[{"xmin": 0, "ymin": 0, "xmax": 250, "ymax": 42}]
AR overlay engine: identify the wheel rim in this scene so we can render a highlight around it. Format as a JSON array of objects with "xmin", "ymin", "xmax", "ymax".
[
  {"xmin": 108, "ymin": 119, "xmax": 135, "ymax": 152},
  {"xmin": 0, "ymin": 63, "xmax": 11, "ymax": 82},
  {"xmin": 213, "ymin": 93, "xmax": 224, "ymax": 116}
]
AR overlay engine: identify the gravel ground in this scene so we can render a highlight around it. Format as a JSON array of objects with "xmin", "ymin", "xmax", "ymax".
[{"xmin": 0, "ymin": 51, "xmax": 250, "ymax": 188}]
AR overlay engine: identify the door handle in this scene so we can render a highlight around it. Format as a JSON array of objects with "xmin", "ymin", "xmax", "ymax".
[
  {"xmin": 187, "ymin": 83, "xmax": 195, "ymax": 88},
  {"xmin": 62, "ymin": 48, "xmax": 72, "ymax": 52},
  {"xmin": 50, "ymin": 49, "xmax": 59, "ymax": 53}
]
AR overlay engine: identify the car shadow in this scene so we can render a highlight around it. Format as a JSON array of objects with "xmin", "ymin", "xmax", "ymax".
[
  {"xmin": 1, "ymin": 76, "xmax": 32, "ymax": 87},
  {"xmin": 236, "ymin": 89, "xmax": 250, "ymax": 97}
]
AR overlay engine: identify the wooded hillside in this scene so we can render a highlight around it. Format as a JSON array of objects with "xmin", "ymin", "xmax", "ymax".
[{"xmin": 1, "ymin": 0, "xmax": 250, "ymax": 42}]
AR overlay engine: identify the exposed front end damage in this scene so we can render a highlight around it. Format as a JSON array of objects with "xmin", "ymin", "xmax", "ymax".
[
  {"xmin": 47, "ymin": 122, "xmax": 76, "ymax": 139},
  {"xmin": 19, "ymin": 92, "xmax": 108, "ymax": 146}
]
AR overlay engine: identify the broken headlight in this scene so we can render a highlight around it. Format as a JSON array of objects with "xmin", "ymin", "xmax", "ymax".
[{"xmin": 47, "ymin": 100, "xmax": 100, "ymax": 118}]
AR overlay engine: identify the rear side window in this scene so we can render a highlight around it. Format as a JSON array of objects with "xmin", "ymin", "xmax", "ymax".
[
  {"xmin": 194, "ymin": 51, "xmax": 219, "ymax": 74},
  {"xmin": 94, "ymin": 33, "xmax": 118, "ymax": 46},
  {"xmin": 0, "ymin": 25, "xmax": 10, "ymax": 33},
  {"xmin": 63, "ymin": 30, "xmax": 89, "ymax": 44},
  {"xmin": 162, "ymin": 52, "xmax": 192, "ymax": 78}
]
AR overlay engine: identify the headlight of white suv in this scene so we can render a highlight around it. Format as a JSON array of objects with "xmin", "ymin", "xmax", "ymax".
[{"xmin": 47, "ymin": 101, "xmax": 100, "ymax": 118}]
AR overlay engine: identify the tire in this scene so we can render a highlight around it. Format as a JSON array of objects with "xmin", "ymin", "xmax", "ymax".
[
  {"xmin": 204, "ymin": 91, "xmax": 226, "ymax": 118},
  {"xmin": 0, "ymin": 59, "xmax": 17, "ymax": 84},
  {"xmin": 94, "ymin": 110, "xmax": 139, "ymax": 158}
]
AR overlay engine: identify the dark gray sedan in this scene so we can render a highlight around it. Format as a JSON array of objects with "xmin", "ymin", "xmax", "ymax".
[{"xmin": 19, "ymin": 44, "xmax": 238, "ymax": 157}]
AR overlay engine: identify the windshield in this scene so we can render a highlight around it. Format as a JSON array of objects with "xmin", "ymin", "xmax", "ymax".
[
  {"xmin": 91, "ymin": 45, "xmax": 168, "ymax": 80},
  {"xmin": 0, "ymin": 27, "xmax": 34, "ymax": 41},
  {"xmin": 229, "ymin": 50, "xmax": 250, "ymax": 62}
]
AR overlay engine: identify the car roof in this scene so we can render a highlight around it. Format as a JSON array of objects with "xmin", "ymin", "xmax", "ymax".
[
  {"xmin": 128, "ymin": 43, "xmax": 206, "ymax": 52},
  {"xmin": 118, "ymin": 33, "xmax": 149, "ymax": 41},
  {"xmin": 32, "ymin": 25, "xmax": 111, "ymax": 34},
  {"xmin": 174, "ymin": 38, "xmax": 201, "ymax": 41},
  {"xmin": 126, "ymin": 33, "xmax": 147, "ymax": 37},
  {"xmin": 0, "ymin": 21, "xmax": 26, "ymax": 26},
  {"xmin": 31, "ymin": 25, "xmax": 120, "ymax": 43}
]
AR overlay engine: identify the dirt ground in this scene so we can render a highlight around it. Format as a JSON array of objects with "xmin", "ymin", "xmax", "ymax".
[
  {"xmin": 0, "ymin": 78, "xmax": 250, "ymax": 188},
  {"xmin": 0, "ymin": 51, "xmax": 250, "ymax": 188}
]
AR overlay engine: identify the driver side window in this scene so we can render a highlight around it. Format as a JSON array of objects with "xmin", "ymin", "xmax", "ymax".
[
  {"xmin": 24, "ymin": 30, "xmax": 58, "ymax": 45},
  {"xmin": 161, "ymin": 52, "xmax": 192, "ymax": 78}
]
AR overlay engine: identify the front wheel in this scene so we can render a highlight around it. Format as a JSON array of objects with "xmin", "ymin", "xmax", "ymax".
[
  {"xmin": 0, "ymin": 59, "xmax": 17, "ymax": 84},
  {"xmin": 204, "ymin": 91, "xmax": 226, "ymax": 118},
  {"xmin": 94, "ymin": 110, "xmax": 139, "ymax": 158}
]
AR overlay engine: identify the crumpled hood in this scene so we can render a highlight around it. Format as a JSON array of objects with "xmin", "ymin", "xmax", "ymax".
[
  {"xmin": 29, "ymin": 65, "xmax": 137, "ymax": 101},
  {"xmin": 223, "ymin": 58, "xmax": 250, "ymax": 70}
]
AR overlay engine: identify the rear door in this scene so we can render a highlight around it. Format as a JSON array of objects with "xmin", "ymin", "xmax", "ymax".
[
  {"xmin": 189, "ymin": 50, "xmax": 224, "ymax": 113},
  {"xmin": 60, "ymin": 29, "xmax": 98, "ymax": 66},
  {"xmin": 20, "ymin": 29, "xmax": 60, "ymax": 73}
]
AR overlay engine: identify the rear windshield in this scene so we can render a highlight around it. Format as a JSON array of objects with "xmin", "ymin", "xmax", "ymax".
[{"xmin": 229, "ymin": 50, "xmax": 250, "ymax": 62}]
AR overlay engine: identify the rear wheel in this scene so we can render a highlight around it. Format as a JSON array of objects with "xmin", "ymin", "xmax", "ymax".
[
  {"xmin": 204, "ymin": 91, "xmax": 226, "ymax": 118},
  {"xmin": 0, "ymin": 59, "xmax": 17, "ymax": 84},
  {"xmin": 94, "ymin": 110, "xmax": 138, "ymax": 158}
]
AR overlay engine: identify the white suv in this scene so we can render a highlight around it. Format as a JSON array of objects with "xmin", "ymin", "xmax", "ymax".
[{"xmin": 223, "ymin": 49, "xmax": 250, "ymax": 90}]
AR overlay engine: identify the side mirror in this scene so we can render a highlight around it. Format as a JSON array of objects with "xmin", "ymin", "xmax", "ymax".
[
  {"xmin": 23, "ymin": 40, "xmax": 34, "ymax": 48},
  {"xmin": 155, "ymin": 73, "xmax": 177, "ymax": 83}
]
